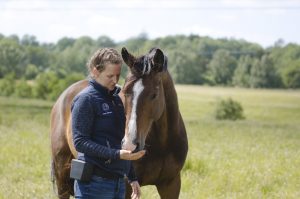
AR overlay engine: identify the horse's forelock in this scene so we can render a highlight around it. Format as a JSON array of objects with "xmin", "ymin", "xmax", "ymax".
[
  {"xmin": 130, "ymin": 55, "xmax": 153, "ymax": 77},
  {"xmin": 130, "ymin": 48, "xmax": 167, "ymax": 77}
]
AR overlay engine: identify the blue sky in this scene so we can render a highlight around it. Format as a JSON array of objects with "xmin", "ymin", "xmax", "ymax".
[{"xmin": 0, "ymin": 0, "xmax": 299, "ymax": 47}]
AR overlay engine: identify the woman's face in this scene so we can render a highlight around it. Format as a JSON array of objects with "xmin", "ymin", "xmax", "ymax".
[{"xmin": 93, "ymin": 63, "xmax": 122, "ymax": 91}]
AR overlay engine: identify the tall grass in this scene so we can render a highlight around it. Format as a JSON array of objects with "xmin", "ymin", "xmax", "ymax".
[
  {"xmin": 0, "ymin": 97, "xmax": 54, "ymax": 199},
  {"xmin": 0, "ymin": 86, "xmax": 300, "ymax": 198},
  {"xmin": 176, "ymin": 86, "xmax": 300, "ymax": 199}
]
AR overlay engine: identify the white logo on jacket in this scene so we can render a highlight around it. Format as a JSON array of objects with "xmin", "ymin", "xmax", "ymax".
[
  {"xmin": 102, "ymin": 103, "xmax": 109, "ymax": 111},
  {"xmin": 102, "ymin": 103, "xmax": 112, "ymax": 115}
]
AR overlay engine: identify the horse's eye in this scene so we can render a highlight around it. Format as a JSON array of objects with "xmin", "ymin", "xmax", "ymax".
[{"xmin": 150, "ymin": 93, "xmax": 157, "ymax": 100}]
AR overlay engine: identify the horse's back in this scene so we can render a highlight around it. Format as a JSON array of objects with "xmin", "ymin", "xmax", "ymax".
[{"xmin": 50, "ymin": 79, "xmax": 89, "ymax": 157}]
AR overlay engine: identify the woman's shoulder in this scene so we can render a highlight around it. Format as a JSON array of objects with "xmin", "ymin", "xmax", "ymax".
[
  {"xmin": 75, "ymin": 86, "xmax": 92, "ymax": 98},
  {"xmin": 74, "ymin": 86, "xmax": 109, "ymax": 106},
  {"xmin": 72, "ymin": 86, "xmax": 95, "ymax": 105}
]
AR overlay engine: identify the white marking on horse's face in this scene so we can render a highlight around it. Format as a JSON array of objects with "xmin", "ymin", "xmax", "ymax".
[{"xmin": 123, "ymin": 79, "xmax": 144, "ymax": 151}]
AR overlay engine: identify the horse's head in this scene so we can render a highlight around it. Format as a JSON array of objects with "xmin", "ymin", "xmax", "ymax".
[{"xmin": 121, "ymin": 47, "xmax": 168, "ymax": 151}]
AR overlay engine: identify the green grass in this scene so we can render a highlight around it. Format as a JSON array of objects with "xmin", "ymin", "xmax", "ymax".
[{"xmin": 1, "ymin": 85, "xmax": 300, "ymax": 198}]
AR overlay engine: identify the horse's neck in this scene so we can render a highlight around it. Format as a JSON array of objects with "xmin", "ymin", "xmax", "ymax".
[
  {"xmin": 152, "ymin": 71, "xmax": 181, "ymax": 146},
  {"xmin": 162, "ymin": 71, "xmax": 180, "ymax": 125}
]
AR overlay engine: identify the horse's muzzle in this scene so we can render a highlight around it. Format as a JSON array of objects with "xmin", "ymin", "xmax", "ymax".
[
  {"xmin": 121, "ymin": 138, "xmax": 137, "ymax": 152},
  {"xmin": 132, "ymin": 143, "xmax": 140, "ymax": 153}
]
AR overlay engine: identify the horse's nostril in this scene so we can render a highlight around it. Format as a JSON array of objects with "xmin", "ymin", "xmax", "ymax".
[
  {"xmin": 132, "ymin": 138, "xmax": 138, "ymax": 145},
  {"xmin": 132, "ymin": 143, "xmax": 140, "ymax": 153}
]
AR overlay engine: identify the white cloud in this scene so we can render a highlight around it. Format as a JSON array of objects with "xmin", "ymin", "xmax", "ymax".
[
  {"xmin": 113, "ymin": 0, "xmax": 146, "ymax": 8},
  {"xmin": 264, "ymin": 9, "xmax": 286, "ymax": 15},
  {"xmin": 87, "ymin": 15, "xmax": 119, "ymax": 26},
  {"xmin": 221, "ymin": 0, "xmax": 261, "ymax": 7},
  {"xmin": 0, "ymin": 0, "xmax": 299, "ymax": 46},
  {"xmin": 2, "ymin": 0, "xmax": 49, "ymax": 10},
  {"xmin": 111, "ymin": 0, "xmax": 204, "ymax": 9},
  {"xmin": 216, "ymin": 14, "xmax": 238, "ymax": 22}
]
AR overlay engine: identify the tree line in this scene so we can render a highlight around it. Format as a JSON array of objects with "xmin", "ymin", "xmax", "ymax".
[{"xmin": 0, "ymin": 33, "xmax": 299, "ymax": 100}]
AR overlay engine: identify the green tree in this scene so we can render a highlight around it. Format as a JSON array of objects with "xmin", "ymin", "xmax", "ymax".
[
  {"xmin": 172, "ymin": 51, "xmax": 208, "ymax": 84},
  {"xmin": 0, "ymin": 38, "xmax": 25, "ymax": 78},
  {"xmin": 7, "ymin": 34, "xmax": 20, "ymax": 43},
  {"xmin": 197, "ymin": 37, "xmax": 220, "ymax": 59},
  {"xmin": 233, "ymin": 56, "xmax": 255, "ymax": 87},
  {"xmin": 96, "ymin": 36, "xmax": 116, "ymax": 48},
  {"xmin": 282, "ymin": 60, "xmax": 300, "ymax": 88},
  {"xmin": 250, "ymin": 55, "xmax": 281, "ymax": 88},
  {"xmin": 25, "ymin": 64, "xmax": 39, "ymax": 80},
  {"xmin": 49, "ymin": 72, "xmax": 85, "ymax": 100},
  {"xmin": 33, "ymin": 72, "xmax": 59, "ymax": 99},
  {"xmin": 269, "ymin": 44, "xmax": 300, "ymax": 88},
  {"xmin": 0, "ymin": 65, "xmax": 7, "ymax": 78},
  {"xmin": 122, "ymin": 33, "xmax": 149, "ymax": 53},
  {"xmin": 208, "ymin": 49, "xmax": 237, "ymax": 85},
  {"xmin": 14, "ymin": 78, "xmax": 33, "ymax": 98},
  {"xmin": 52, "ymin": 36, "xmax": 96, "ymax": 75},
  {"xmin": 56, "ymin": 37, "xmax": 75, "ymax": 51},
  {"xmin": 0, "ymin": 73, "xmax": 16, "ymax": 96},
  {"xmin": 21, "ymin": 35, "xmax": 39, "ymax": 46},
  {"xmin": 24, "ymin": 45, "xmax": 50, "ymax": 72}
]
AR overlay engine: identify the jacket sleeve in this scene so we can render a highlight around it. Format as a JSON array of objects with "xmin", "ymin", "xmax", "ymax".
[
  {"xmin": 71, "ymin": 94, "xmax": 120, "ymax": 160},
  {"xmin": 127, "ymin": 162, "xmax": 138, "ymax": 183}
]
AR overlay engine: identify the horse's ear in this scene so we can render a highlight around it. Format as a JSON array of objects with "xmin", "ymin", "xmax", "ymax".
[
  {"xmin": 152, "ymin": 48, "xmax": 168, "ymax": 72},
  {"xmin": 121, "ymin": 47, "xmax": 135, "ymax": 68}
]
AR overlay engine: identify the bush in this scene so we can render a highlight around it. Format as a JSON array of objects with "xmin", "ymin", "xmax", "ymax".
[
  {"xmin": 214, "ymin": 98, "xmax": 245, "ymax": 120},
  {"xmin": 14, "ymin": 79, "xmax": 33, "ymax": 98},
  {"xmin": 33, "ymin": 71, "xmax": 58, "ymax": 99},
  {"xmin": 0, "ymin": 73, "xmax": 16, "ymax": 96},
  {"xmin": 48, "ymin": 72, "xmax": 85, "ymax": 100}
]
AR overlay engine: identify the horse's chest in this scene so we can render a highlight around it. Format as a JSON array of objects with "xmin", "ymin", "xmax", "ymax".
[{"xmin": 135, "ymin": 152, "xmax": 181, "ymax": 185}]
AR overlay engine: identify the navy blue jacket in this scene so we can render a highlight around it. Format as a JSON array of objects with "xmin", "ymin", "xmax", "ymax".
[{"xmin": 71, "ymin": 79, "xmax": 136, "ymax": 181}]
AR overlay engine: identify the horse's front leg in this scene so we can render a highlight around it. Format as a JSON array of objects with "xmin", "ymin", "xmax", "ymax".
[{"xmin": 156, "ymin": 175, "xmax": 181, "ymax": 199}]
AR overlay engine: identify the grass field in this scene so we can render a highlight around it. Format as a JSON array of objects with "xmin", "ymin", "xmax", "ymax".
[{"xmin": 0, "ymin": 85, "xmax": 300, "ymax": 199}]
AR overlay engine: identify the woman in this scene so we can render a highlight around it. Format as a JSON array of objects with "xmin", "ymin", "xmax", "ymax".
[{"xmin": 71, "ymin": 48, "xmax": 145, "ymax": 199}]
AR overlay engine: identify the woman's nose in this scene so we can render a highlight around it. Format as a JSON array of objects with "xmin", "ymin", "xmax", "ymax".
[{"xmin": 113, "ymin": 76, "xmax": 117, "ymax": 83}]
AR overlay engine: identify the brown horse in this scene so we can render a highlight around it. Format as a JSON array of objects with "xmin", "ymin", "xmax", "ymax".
[
  {"xmin": 50, "ymin": 80, "xmax": 88, "ymax": 198},
  {"xmin": 50, "ymin": 47, "xmax": 188, "ymax": 199}
]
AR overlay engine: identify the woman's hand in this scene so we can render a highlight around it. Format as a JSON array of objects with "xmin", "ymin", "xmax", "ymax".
[
  {"xmin": 130, "ymin": 181, "xmax": 141, "ymax": 199},
  {"xmin": 119, "ymin": 150, "xmax": 145, "ymax": 160}
]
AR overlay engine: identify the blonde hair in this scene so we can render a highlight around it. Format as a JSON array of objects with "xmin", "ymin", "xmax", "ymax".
[{"xmin": 87, "ymin": 48, "xmax": 122, "ymax": 75}]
